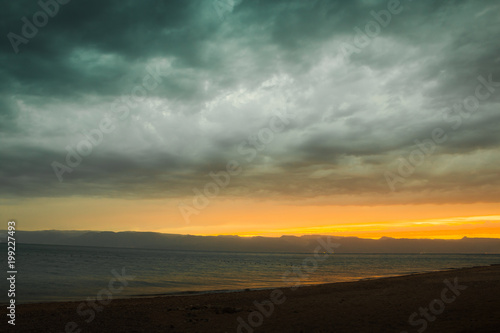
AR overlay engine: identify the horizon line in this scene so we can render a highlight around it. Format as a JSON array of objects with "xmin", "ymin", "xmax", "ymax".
[{"xmin": 7, "ymin": 229, "xmax": 500, "ymax": 241}]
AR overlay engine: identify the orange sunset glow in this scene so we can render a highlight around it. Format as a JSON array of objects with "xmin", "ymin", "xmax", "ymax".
[
  {"xmin": 1, "ymin": 0, "xmax": 499, "ymax": 245},
  {"xmin": 3, "ymin": 197, "xmax": 499, "ymax": 239}
]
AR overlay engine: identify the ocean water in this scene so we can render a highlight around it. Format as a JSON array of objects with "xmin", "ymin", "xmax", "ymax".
[{"xmin": 1, "ymin": 243, "xmax": 499, "ymax": 304}]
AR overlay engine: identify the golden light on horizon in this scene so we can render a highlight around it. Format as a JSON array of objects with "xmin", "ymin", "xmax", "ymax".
[
  {"xmin": 4, "ymin": 197, "xmax": 498, "ymax": 240},
  {"xmin": 211, "ymin": 215, "xmax": 500, "ymax": 239}
]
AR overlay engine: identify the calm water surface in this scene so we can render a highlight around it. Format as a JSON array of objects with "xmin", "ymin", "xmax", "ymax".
[{"xmin": 1, "ymin": 243, "xmax": 499, "ymax": 303}]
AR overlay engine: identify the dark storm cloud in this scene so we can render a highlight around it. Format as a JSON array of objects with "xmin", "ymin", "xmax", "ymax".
[{"xmin": 1, "ymin": 0, "xmax": 500, "ymax": 203}]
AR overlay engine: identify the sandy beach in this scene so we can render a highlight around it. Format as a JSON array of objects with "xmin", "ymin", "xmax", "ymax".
[{"xmin": 3, "ymin": 265, "xmax": 499, "ymax": 333}]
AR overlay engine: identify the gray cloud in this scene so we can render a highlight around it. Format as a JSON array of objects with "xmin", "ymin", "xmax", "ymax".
[{"xmin": 1, "ymin": 0, "xmax": 500, "ymax": 204}]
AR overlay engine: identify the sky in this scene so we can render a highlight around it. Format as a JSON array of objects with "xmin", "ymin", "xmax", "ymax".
[{"xmin": 1, "ymin": 0, "xmax": 499, "ymax": 239}]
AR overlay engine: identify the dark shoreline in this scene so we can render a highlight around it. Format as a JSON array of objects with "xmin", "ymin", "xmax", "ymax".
[{"xmin": 2, "ymin": 264, "xmax": 499, "ymax": 332}]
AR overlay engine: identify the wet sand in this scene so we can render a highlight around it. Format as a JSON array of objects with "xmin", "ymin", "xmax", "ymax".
[{"xmin": 2, "ymin": 265, "xmax": 499, "ymax": 332}]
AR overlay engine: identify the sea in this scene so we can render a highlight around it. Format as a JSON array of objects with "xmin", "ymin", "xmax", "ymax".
[{"xmin": 1, "ymin": 243, "xmax": 499, "ymax": 304}]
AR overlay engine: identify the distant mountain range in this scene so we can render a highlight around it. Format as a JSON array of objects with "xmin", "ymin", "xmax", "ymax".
[{"xmin": 4, "ymin": 230, "xmax": 500, "ymax": 254}]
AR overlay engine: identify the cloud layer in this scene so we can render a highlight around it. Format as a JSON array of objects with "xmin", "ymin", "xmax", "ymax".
[{"xmin": 1, "ymin": 0, "xmax": 500, "ymax": 205}]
